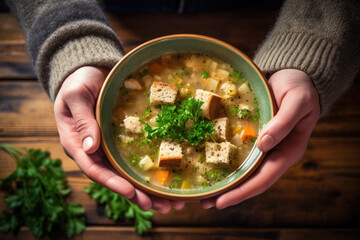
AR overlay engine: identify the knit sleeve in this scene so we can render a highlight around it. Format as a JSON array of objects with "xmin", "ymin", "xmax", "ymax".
[
  {"xmin": 6, "ymin": 0, "xmax": 124, "ymax": 101},
  {"xmin": 253, "ymin": 0, "xmax": 360, "ymax": 116}
]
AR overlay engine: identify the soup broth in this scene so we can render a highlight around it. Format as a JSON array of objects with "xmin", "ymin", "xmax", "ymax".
[{"xmin": 112, "ymin": 53, "xmax": 260, "ymax": 190}]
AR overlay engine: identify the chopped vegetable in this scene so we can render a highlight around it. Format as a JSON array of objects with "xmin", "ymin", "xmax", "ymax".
[
  {"xmin": 115, "ymin": 107, "xmax": 125, "ymax": 118},
  {"xmin": 139, "ymin": 155, "xmax": 154, "ymax": 171},
  {"xmin": 240, "ymin": 125, "xmax": 257, "ymax": 142},
  {"xmin": 0, "ymin": 144, "xmax": 85, "ymax": 238},
  {"xmin": 149, "ymin": 62, "xmax": 163, "ymax": 75},
  {"xmin": 161, "ymin": 56, "xmax": 177, "ymax": 68},
  {"xmin": 155, "ymin": 170, "xmax": 170, "ymax": 185},
  {"xmin": 181, "ymin": 180, "xmax": 191, "ymax": 189},
  {"xmin": 85, "ymin": 182, "xmax": 154, "ymax": 235}
]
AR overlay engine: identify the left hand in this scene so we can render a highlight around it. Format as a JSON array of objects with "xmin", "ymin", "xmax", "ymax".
[
  {"xmin": 54, "ymin": 66, "xmax": 184, "ymax": 213},
  {"xmin": 201, "ymin": 69, "xmax": 320, "ymax": 209}
]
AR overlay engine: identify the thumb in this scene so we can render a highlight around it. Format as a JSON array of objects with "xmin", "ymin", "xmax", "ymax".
[
  {"xmin": 65, "ymin": 92, "xmax": 100, "ymax": 154},
  {"xmin": 257, "ymin": 69, "xmax": 316, "ymax": 152},
  {"xmin": 59, "ymin": 66, "xmax": 108, "ymax": 154}
]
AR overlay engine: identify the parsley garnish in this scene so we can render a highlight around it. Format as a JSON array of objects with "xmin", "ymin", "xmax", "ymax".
[
  {"xmin": 85, "ymin": 182, "xmax": 154, "ymax": 235},
  {"xmin": 232, "ymin": 70, "xmax": 246, "ymax": 83},
  {"xmin": 139, "ymin": 104, "xmax": 151, "ymax": 123},
  {"xmin": 202, "ymin": 71, "xmax": 209, "ymax": 79},
  {"xmin": 230, "ymin": 107, "xmax": 241, "ymax": 117},
  {"xmin": 0, "ymin": 144, "xmax": 85, "ymax": 238},
  {"xmin": 129, "ymin": 153, "xmax": 141, "ymax": 166},
  {"xmin": 252, "ymin": 106, "xmax": 260, "ymax": 122},
  {"xmin": 144, "ymin": 98, "xmax": 214, "ymax": 145},
  {"xmin": 240, "ymin": 108, "xmax": 252, "ymax": 117},
  {"xmin": 171, "ymin": 174, "xmax": 182, "ymax": 189}
]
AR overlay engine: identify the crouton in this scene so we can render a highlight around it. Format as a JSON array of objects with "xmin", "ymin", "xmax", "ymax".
[
  {"xmin": 212, "ymin": 117, "xmax": 228, "ymax": 141},
  {"xmin": 150, "ymin": 82, "xmax": 178, "ymax": 105},
  {"xmin": 123, "ymin": 116, "xmax": 144, "ymax": 134},
  {"xmin": 195, "ymin": 89, "xmax": 223, "ymax": 120},
  {"xmin": 124, "ymin": 78, "xmax": 142, "ymax": 90},
  {"xmin": 158, "ymin": 141, "xmax": 183, "ymax": 167},
  {"xmin": 205, "ymin": 141, "xmax": 237, "ymax": 164}
]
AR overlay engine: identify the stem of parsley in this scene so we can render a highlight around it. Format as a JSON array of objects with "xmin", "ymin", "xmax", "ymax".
[
  {"xmin": 84, "ymin": 182, "xmax": 154, "ymax": 235},
  {"xmin": 0, "ymin": 144, "xmax": 85, "ymax": 238}
]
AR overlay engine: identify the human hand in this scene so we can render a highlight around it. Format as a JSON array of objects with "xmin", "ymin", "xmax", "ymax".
[
  {"xmin": 54, "ymin": 66, "xmax": 184, "ymax": 213},
  {"xmin": 201, "ymin": 69, "xmax": 320, "ymax": 209}
]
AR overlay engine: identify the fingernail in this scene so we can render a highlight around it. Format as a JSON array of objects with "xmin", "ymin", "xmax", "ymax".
[
  {"xmin": 259, "ymin": 134, "xmax": 274, "ymax": 152},
  {"xmin": 83, "ymin": 137, "xmax": 93, "ymax": 152},
  {"xmin": 202, "ymin": 201, "xmax": 215, "ymax": 209}
]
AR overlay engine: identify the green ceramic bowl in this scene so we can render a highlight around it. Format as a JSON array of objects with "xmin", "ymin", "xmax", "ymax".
[{"xmin": 96, "ymin": 34, "xmax": 275, "ymax": 200}]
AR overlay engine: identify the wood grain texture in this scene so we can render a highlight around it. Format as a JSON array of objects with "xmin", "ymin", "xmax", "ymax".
[
  {"xmin": 0, "ymin": 81, "xmax": 57, "ymax": 136},
  {"xmin": 1, "ymin": 227, "xmax": 360, "ymax": 240},
  {"xmin": 0, "ymin": 14, "xmax": 34, "ymax": 79},
  {"xmin": 1, "ymin": 11, "xmax": 360, "ymax": 240}
]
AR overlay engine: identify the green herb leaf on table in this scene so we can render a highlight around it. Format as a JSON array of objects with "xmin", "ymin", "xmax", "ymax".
[
  {"xmin": 0, "ymin": 144, "xmax": 85, "ymax": 238},
  {"xmin": 85, "ymin": 182, "xmax": 154, "ymax": 235}
]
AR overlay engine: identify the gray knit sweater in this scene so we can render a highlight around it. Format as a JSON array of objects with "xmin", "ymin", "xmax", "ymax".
[{"xmin": 6, "ymin": 0, "xmax": 360, "ymax": 115}]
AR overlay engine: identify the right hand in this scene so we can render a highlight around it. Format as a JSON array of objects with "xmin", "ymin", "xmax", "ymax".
[
  {"xmin": 201, "ymin": 69, "xmax": 320, "ymax": 209},
  {"xmin": 54, "ymin": 66, "xmax": 185, "ymax": 213}
]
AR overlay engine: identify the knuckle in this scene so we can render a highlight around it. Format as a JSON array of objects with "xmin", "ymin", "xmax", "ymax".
[{"xmin": 74, "ymin": 117, "xmax": 91, "ymax": 134}]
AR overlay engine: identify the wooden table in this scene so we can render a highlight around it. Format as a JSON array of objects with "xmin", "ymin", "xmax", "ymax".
[{"xmin": 1, "ymin": 11, "xmax": 360, "ymax": 239}]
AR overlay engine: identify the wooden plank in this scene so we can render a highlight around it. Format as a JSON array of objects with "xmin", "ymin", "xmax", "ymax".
[
  {"xmin": 1, "ymin": 226, "xmax": 359, "ymax": 240},
  {"xmin": 0, "ymin": 14, "xmax": 35, "ymax": 79},
  {"xmin": 1, "ymin": 136, "xmax": 359, "ymax": 227},
  {"xmin": 0, "ymin": 81, "xmax": 58, "ymax": 136},
  {"xmin": 313, "ymin": 80, "xmax": 360, "ymax": 137},
  {"xmin": 108, "ymin": 11, "xmax": 277, "ymax": 57}
]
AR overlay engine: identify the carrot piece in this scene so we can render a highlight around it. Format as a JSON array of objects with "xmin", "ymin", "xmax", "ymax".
[
  {"xmin": 115, "ymin": 107, "xmax": 125, "ymax": 118},
  {"xmin": 161, "ymin": 56, "xmax": 177, "ymax": 68},
  {"xmin": 149, "ymin": 62, "xmax": 163, "ymax": 75},
  {"xmin": 240, "ymin": 125, "xmax": 257, "ymax": 142},
  {"xmin": 155, "ymin": 170, "xmax": 170, "ymax": 185}
]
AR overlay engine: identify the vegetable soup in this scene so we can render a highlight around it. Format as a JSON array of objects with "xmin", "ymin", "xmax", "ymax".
[{"xmin": 112, "ymin": 53, "xmax": 260, "ymax": 190}]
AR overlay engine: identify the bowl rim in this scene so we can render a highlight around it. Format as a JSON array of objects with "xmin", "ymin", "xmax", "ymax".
[{"xmin": 96, "ymin": 34, "xmax": 276, "ymax": 200}]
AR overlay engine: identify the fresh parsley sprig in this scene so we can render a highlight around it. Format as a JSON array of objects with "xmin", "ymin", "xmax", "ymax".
[
  {"xmin": 85, "ymin": 182, "xmax": 154, "ymax": 235},
  {"xmin": 0, "ymin": 144, "xmax": 85, "ymax": 238},
  {"xmin": 144, "ymin": 98, "xmax": 215, "ymax": 145}
]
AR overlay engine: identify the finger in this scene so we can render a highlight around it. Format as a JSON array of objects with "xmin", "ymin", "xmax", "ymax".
[
  {"xmin": 150, "ymin": 196, "xmax": 172, "ymax": 213},
  {"xmin": 57, "ymin": 66, "xmax": 108, "ymax": 154},
  {"xmin": 63, "ymin": 88, "xmax": 100, "ymax": 154},
  {"xmin": 54, "ymin": 105, "xmax": 136, "ymax": 199},
  {"xmin": 257, "ymin": 89, "xmax": 310, "ymax": 152},
  {"xmin": 201, "ymin": 198, "xmax": 216, "ymax": 209},
  {"xmin": 216, "ymin": 129, "xmax": 309, "ymax": 209},
  {"xmin": 171, "ymin": 200, "xmax": 186, "ymax": 210},
  {"xmin": 128, "ymin": 189, "xmax": 153, "ymax": 211},
  {"xmin": 75, "ymin": 149, "xmax": 136, "ymax": 199}
]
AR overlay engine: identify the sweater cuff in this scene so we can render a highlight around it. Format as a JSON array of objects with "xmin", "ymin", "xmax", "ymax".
[
  {"xmin": 47, "ymin": 36, "xmax": 123, "ymax": 101},
  {"xmin": 34, "ymin": 20, "xmax": 124, "ymax": 101},
  {"xmin": 254, "ymin": 31, "xmax": 338, "ymax": 115}
]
